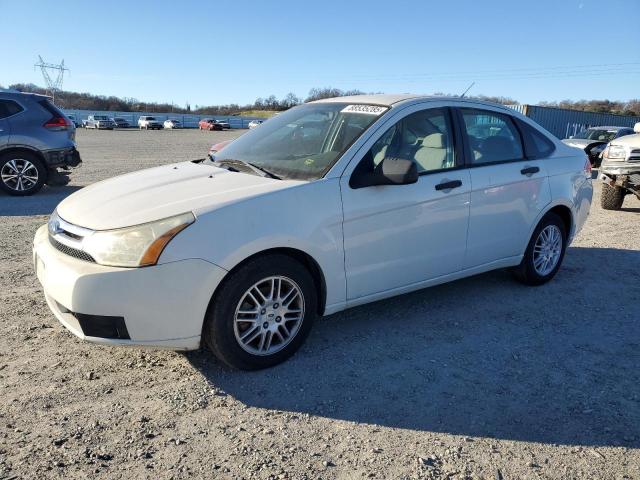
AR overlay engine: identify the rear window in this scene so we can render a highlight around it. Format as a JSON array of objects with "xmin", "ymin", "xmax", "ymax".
[
  {"xmin": 0, "ymin": 99, "xmax": 24, "ymax": 119},
  {"xmin": 516, "ymin": 119, "xmax": 556, "ymax": 159}
]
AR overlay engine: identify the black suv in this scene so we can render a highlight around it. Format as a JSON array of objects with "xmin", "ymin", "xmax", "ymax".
[{"xmin": 0, "ymin": 90, "xmax": 81, "ymax": 196}]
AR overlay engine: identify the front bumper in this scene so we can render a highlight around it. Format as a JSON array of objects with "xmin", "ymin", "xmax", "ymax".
[
  {"xmin": 33, "ymin": 225, "xmax": 227, "ymax": 350},
  {"xmin": 600, "ymin": 159, "xmax": 640, "ymax": 176}
]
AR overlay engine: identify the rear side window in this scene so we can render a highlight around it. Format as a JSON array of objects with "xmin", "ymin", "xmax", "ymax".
[
  {"xmin": 515, "ymin": 119, "xmax": 556, "ymax": 159},
  {"xmin": 38, "ymin": 98, "xmax": 65, "ymax": 118},
  {"xmin": 460, "ymin": 109, "xmax": 524, "ymax": 164},
  {"xmin": 0, "ymin": 99, "xmax": 24, "ymax": 119}
]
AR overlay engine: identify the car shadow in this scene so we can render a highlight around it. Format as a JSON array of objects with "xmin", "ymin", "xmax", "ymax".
[
  {"xmin": 186, "ymin": 246, "xmax": 640, "ymax": 448},
  {"xmin": 0, "ymin": 185, "xmax": 83, "ymax": 216}
]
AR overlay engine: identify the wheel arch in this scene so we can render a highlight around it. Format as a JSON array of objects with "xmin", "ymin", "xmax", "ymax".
[
  {"xmin": 526, "ymin": 202, "xmax": 574, "ymax": 248},
  {"xmin": 213, "ymin": 247, "xmax": 328, "ymax": 317}
]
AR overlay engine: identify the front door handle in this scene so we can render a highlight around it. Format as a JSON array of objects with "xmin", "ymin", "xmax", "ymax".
[
  {"xmin": 520, "ymin": 166, "xmax": 540, "ymax": 175},
  {"xmin": 435, "ymin": 179, "xmax": 462, "ymax": 191}
]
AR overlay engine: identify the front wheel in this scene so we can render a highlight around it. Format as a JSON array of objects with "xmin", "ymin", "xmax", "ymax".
[
  {"xmin": 600, "ymin": 183, "xmax": 625, "ymax": 210},
  {"xmin": 512, "ymin": 212, "xmax": 567, "ymax": 286},
  {"xmin": 203, "ymin": 254, "xmax": 317, "ymax": 370}
]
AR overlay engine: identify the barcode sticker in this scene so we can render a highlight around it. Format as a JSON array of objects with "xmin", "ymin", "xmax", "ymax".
[{"xmin": 341, "ymin": 104, "xmax": 388, "ymax": 115}]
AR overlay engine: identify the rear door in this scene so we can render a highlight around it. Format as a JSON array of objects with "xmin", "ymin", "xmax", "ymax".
[{"xmin": 456, "ymin": 107, "xmax": 551, "ymax": 268}]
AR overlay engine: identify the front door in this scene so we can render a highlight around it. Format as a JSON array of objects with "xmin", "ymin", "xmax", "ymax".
[{"xmin": 340, "ymin": 106, "xmax": 471, "ymax": 301}]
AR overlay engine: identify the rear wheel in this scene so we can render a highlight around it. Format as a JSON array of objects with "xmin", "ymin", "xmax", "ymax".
[
  {"xmin": 512, "ymin": 212, "xmax": 567, "ymax": 286},
  {"xmin": 0, "ymin": 152, "xmax": 46, "ymax": 196},
  {"xmin": 203, "ymin": 254, "xmax": 317, "ymax": 370},
  {"xmin": 600, "ymin": 183, "xmax": 625, "ymax": 210}
]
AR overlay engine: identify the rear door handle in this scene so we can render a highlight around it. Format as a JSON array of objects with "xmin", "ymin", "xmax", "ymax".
[
  {"xmin": 435, "ymin": 179, "xmax": 462, "ymax": 191},
  {"xmin": 520, "ymin": 166, "xmax": 540, "ymax": 175}
]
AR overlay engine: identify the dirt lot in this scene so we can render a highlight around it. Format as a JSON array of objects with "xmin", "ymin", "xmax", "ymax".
[{"xmin": 1, "ymin": 128, "xmax": 639, "ymax": 479}]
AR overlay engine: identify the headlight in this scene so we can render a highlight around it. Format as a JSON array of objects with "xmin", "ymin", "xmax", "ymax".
[
  {"xmin": 605, "ymin": 145, "xmax": 627, "ymax": 159},
  {"xmin": 82, "ymin": 212, "xmax": 195, "ymax": 267}
]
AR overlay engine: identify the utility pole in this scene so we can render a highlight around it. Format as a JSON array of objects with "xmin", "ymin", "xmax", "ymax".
[{"xmin": 34, "ymin": 56, "xmax": 69, "ymax": 105}]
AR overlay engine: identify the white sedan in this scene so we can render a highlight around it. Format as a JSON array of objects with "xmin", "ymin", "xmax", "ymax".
[
  {"xmin": 164, "ymin": 119, "xmax": 182, "ymax": 129},
  {"xmin": 33, "ymin": 94, "xmax": 593, "ymax": 369}
]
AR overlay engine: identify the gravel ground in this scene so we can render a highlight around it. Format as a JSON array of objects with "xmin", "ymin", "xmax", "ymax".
[{"xmin": 0, "ymin": 128, "xmax": 638, "ymax": 480}]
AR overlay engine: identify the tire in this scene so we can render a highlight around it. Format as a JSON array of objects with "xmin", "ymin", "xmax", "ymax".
[
  {"xmin": 600, "ymin": 183, "xmax": 625, "ymax": 210},
  {"xmin": 0, "ymin": 152, "xmax": 46, "ymax": 196},
  {"xmin": 512, "ymin": 212, "xmax": 567, "ymax": 286},
  {"xmin": 203, "ymin": 254, "xmax": 317, "ymax": 370}
]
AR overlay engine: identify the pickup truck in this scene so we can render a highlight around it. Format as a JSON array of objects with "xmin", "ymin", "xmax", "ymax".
[
  {"xmin": 85, "ymin": 115, "xmax": 115, "ymax": 130},
  {"xmin": 599, "ymin": 122, "xmax": 640, "ymax": 210}
]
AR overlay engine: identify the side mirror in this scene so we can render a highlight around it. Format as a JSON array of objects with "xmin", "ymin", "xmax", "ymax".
[{"xmin": 350, "ymin": 157, "xmax": 418, "ymax": 189}]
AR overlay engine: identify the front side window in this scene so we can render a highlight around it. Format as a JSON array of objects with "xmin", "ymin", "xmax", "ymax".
[
  {"xmin": 353, "ymin": 108, "xmax": 456, "ymax": 179},
  {"xmin": 209, "ymin": 103, "xmax": 386, "ymax": 180},
  {"xmin": 461, "ymin": 109, "xmax": 524, "ymax": 164}
]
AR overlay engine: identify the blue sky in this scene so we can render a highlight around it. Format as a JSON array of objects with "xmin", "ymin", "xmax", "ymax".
[{"xmin": 1, "ymin": 0, "xmax": 638, "ymax": 106}]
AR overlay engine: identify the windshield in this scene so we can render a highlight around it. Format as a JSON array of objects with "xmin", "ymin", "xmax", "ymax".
[
  {"xmin": 207, "ymin": 103, "xmax": 387, "ymax": 180},
  {"xmin": 575, "ymin": 128, "xmax": 617, "ymax": 141}
]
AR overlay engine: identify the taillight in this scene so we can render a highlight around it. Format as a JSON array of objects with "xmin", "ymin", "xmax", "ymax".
[
  {"xmin": 584, "ymin": 158, "xmax": 592, "ymax": 176},
  {"xmin": 44, "ymin": 116, "xmax": 71, "ymax": 129}
]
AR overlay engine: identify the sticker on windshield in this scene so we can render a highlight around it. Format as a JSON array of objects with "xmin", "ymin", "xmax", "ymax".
[{"xmin": 341, "ymin": 104, "xmax": 388, "ymax": 115}]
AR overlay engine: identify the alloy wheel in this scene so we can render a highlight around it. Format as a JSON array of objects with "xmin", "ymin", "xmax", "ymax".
[
  {"xmin": 533, "ymin": 225, "xmax": 562, "ymax": 276},
  {"xmin": 233, "ymin": 276, "xmax": 305, "ymax": 356},
  {"xmin": 1, "ymin": 159, "xmax": 39, "ymax": 192}
]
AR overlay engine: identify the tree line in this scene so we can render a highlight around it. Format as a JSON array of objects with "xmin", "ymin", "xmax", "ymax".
[{"xmin": 4, "ymin": 83, "xmax": 639, "ymax": 117}]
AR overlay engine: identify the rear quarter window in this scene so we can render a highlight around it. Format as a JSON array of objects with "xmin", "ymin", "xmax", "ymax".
[{"xmin": 515, "ymin": 119, "xmax": 556, "ymax": 159}]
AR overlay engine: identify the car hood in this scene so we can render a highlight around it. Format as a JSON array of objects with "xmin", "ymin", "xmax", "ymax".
[
  {"xmin": 561, "ymin": 138, "xmax": 594, "ymax": 149},
  {"xmin": 609, "ymin": 133, "xmax": 640, "ymax": 148},
  {"xmin": 56, "ymin": 161, "xmax": 305, "ymax": 230}
]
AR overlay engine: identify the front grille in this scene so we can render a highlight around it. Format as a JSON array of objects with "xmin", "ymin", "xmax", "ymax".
[{"xmin": 49, "ymin": 235, "xmax": 96, "ymax": 263}]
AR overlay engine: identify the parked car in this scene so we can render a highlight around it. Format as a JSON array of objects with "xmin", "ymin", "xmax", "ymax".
[
  {"xmin": 112, "ymin": 117, "xmax": 131, "ymax": 128},
  {"xmin": 164, "ymin": 119, "xmax": 182, "ymax": 129},
  {"xmin": 85, "ymin": 115, "xmax": 115, "ymax": 130},
  {"xmin": 599, "ymin": 122, "xmax": 640, "ymax": 210},
  {"xmin": 214, "ymin": 119, "xmax": 231, "ymax": 130},
  {"xmin": 208, "ymin": 140, "xmax": 232, "ymax": 159},
  {"xmin": 138, "ymin": 116, "xmax": 163, "ymax": 130},
  {"xmin": 248, "ymin": 119, "xmax": 264, "ymax": 129},
  {"xmin": 66, "ymin": 114, "xmax": 80, "ymax": 128},
  {"xmin": 198, "ymin": 118, "xmax": 223, "ymax": 131},
  {"xmin": 0, "ymin": 90, "xmax": 81, "ymax": 196},
  {"xmin": 563, "ymin": 126, "xmax": 635, "ymax": 167},
  {"xmin": 33, "ymin": 94, "xmax": 592, "ymax": 369}
]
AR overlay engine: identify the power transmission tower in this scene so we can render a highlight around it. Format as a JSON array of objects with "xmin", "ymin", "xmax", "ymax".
[{"xmin": 34, "ymin": 56, "xmax": 69, "ymax": 105}]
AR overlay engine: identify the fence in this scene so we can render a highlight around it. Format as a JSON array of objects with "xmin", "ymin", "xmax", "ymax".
[
  {"xmin": 507, "ymin": 104, "xmax": 640, "ymax": 139},
  {"xmin": 62, "ymin": 109, "xmax": 267, "ymax": 129}
]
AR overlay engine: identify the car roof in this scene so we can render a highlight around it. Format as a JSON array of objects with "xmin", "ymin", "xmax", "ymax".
[
  {"xmin": 310, "ymin": 94, "xmax": 521, "ymax": 113},
  {"xmin": 0, "ymin": 89, "xmax": 50, "ymax": 100},
  {"xmin": 312, "ymin": 94, "xmax": 422, "ymax": 106}
]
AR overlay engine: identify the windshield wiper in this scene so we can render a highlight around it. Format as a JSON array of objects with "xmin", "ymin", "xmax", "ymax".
[{"xmin": 216, "ymin": 159, "xmax": 281, "ymax": 180}]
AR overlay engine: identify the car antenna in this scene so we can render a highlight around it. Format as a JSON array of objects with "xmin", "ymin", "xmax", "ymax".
[{"xmin": 460, "ymin": 82, "xmax": 475, "ymax": 98}]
